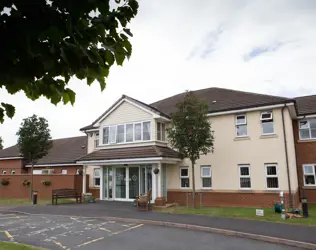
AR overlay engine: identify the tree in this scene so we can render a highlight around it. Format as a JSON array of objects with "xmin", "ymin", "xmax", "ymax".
[
  {"xmin": 0, "ymin": 0, "xmax": 139, "ymax": 123},
  {"xmin": 167, "ymin": 91, "xmax": 214, "ymax": 208},
  {"xmin": 16, "ymin": 114, "xmax": 53, "ymax": 199},
  {"xmin": 0, "ymin": 136, "xmax": 3, "ymax": 150}
]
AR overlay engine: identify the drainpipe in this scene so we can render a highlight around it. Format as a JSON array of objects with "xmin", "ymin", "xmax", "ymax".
[{"xmin": 282, "ymin": 104, "xmax": 293, "ymax": 209}]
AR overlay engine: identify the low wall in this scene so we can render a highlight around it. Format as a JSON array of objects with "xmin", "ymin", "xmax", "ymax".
[{"xmin": 0, "ymin": 174, "xmax": 83, "ymax": 199}]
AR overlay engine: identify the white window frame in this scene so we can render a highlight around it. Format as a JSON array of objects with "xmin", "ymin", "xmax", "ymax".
[
  {"xmin": 109, "ymin": 125, "xmax": 117, "ymax": 144},
  {"xmin": 93, "ymin": 168, "xmax": 101, "ymax": 187},
  {"xmin": 180, "ymin": 167, "xmax": 190, "ymax": 189},
  {"xmin": 157, "ymin": 122, "xmax": 166, "ymax": 141},
  {"xmin": 116, "ymin": 124, "xmax": 125, "ymax": 143},
  {"xmin": 102, "ymin": 126, "xmax": 109, "ymax": 145},
  {"xmin": 126, "ymin": 123, "xmax": 134, "ymax": 142},
  {"xmin": 2, "ymin": 170, "xmax": 6, "ymax": 174},
  {"xmin": 298, "ymin": 119, "xmax": 316, "ymax": 140},
  {"xmin": 11, "ymin": 170, "xmax": 15, "ymax": 175},
  {"xmin": 201, "ymin": 166, "xmax": 212, "ymax": 189},
  {"xmin": 303, "ymin": 164, "xmax": 316, "ymax": 186},
  {"xmin": 94, "ymin": 132, "xmax": 99, "ymax": 148},
  {"xmin": 265, "ymin": 164, "xmax": 279, "ymax": 190},
  {"xmin": 261, "ymin": 111, "xmax": 274, "ymax": 135},
  {"xmin": 61, "ymin": 169, "xmax": 67, "ymax": 175},
  {"xmin": 235, "ymin": 114, "xmax": 247, "ymax": 137},
  {"xmin": 134, "ymin": 122, "xmax": 142, "ymax": 141},
  {"xmin": 239, "ymin": 164, "xmax": 251, "ymax": 190},
  {"xmin": 142, "ymin": 121, "xmax": 151, "ymax": 141}
]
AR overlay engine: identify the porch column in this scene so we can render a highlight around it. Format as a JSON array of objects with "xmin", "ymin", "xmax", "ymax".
[
  {"xmin": 154, "ymin": 162, "xmax": 165, "ymax": 206},
  {"xmin": 82, "ymin": 165, "xmax": 87, "ymax": 194},
  {"xmin": 157, "ymin": 163, "xmax": 162, "ymax": 197},
  {"xmin": 100, "ymin": 166, "xmax": 104, "ymax": 200}
]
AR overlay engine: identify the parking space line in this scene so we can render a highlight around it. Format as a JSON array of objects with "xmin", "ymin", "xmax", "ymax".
[
  {"xmin": 99, "ymin": 227, "xmax": 111, "ymax": 233},
  {"xmin": 110, "ymin": 224, "xmax": 144, "ymax": 236},
  {"xmin": 0, "ymin": 216, "xmax": 26, "ymax": 220},
  {"xmin": 0, "ymin": 230, "xmax": 14, "ymax": 241},
  {"xmin": 77, "ymin": 237, "xmax": 104, "ymax": 247},
  {"xmin": 53, "ymin": 240, "xmax": 68, "ymax": 249}
]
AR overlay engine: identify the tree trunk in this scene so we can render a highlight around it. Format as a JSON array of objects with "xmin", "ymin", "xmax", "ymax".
[{"xmin": 191, "ymin": 160, "xmax": 196, "ymax": 209}]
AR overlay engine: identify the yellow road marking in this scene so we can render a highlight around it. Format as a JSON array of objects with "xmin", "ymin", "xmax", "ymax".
[
  {"xmin": 99, "ymin": 227, "xmax": 111, "ymax": 233},
  {"xmin": 84, "ymin": 219, "xmax": 96, "ymax": 222},
  {"xmin": 110, "ymin": 224, "xmax": 143, "ymax": 236},
  {"xmin": 0, "ymin": 230, "xmax": 14, "ymax": 240},
  {"xmin": 53, "ymin": 240, "xmax": 67, "ymax": 249},
  {"xmin": 77, "ymin": 237, "xmax": 104, "ymax": 247},
  {"xmin": 0, "ymin": 216, "xmax": 26, "ymax": 220}
]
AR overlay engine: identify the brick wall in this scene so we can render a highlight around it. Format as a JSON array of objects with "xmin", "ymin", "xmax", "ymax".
[
  {"xmin": 167, "ymin": 190, "xmax": 300, "ymax": 208},
  {"xmin": 293, "ymin": 121, "xmax": 316, "ymax": 203},
  {"xmin": 0, "ymin": 174, "xmax": 83, "ymax": 199},
  {"xmin": 26, "ymin": 166, "xmax": 83, "ymax": 175},
  {"xmin": 0, "ymin": 159, "xmax": 26, "ymax": 174}
]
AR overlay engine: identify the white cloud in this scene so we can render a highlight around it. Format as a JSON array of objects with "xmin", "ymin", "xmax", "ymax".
[{"xmin": 1, "ymin": 0, "xmax": 316, "ymax": 147}]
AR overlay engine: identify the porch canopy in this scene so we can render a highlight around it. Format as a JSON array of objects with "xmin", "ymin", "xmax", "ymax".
[{"xmin": 77, "ymin": 146, "xmax": 181, "ymax": 202}]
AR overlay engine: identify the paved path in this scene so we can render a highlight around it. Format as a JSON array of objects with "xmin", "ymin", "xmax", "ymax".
[
  {"xmin": 0, "ymin": 212, "xmax": 299, "ymax": 250},
  {"xmin": 9, "ymin": 201, "xmax": 316, "ymax": 245}
]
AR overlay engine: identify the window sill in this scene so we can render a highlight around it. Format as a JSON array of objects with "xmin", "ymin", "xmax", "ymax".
[
  {"xmin": 298, "ymin": 139, "xmax": 316, "ymax": 143},
  {"xmin": 302, "ymin": 186, "xmax": 316, "ymax": 190},
  {"xmin": 260, "ymin": 134, "xmax": 278, "ymax": 139},
  {"xmin": 234, "ymin": 136, "xmax": 250, "ymax": 141}
]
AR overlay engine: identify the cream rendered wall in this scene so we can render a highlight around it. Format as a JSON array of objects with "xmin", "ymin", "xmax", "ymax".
[{"xmin": 167, "ymin": 107, "xmax": 298, "ymax": 192}]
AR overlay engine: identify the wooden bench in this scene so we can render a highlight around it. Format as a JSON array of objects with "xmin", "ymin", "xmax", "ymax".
[{"xmin": 52, "ymin": 189, "xmax": 82, "ymax": 205}]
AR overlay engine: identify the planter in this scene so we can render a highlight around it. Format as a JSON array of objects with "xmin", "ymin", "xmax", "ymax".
[
  {"xmin": 0, "ymin": 179, "xmax": 9, "ymax": 186},
  {"xmin": 41, "ymin": 180, "xmax": 51, "ymax": 186},
  {"xmin": 22, "ymin": 180, "xmax": 31, "ymax": 187}
]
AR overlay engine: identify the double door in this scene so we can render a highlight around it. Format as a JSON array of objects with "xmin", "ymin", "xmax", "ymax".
[{"xmin": 103, "ymin": 165, "xmax": 152, "ymax": 201}]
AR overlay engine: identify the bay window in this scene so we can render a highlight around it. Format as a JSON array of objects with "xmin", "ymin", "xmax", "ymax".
[
  {"xmin": 117, "ymin": 125, "xmax": 125, "ymax": 143},
  {"xmin": 126, "ymin": 124, "xmax": 134, "ymax": 142},
  {"xmin": 143, "ymin": 122, "xmax": 151, "ymax": 141},
  {"xmin": 103, "ymin": 127, "xmax": 109, "ymax": 144},
  {"xmin": 134, "ymin": 123, "xmax": 142, "ymax": 141},
  {"xmin": 109, "ymin": 126, "xmax": 117, "ymax": 143},
  {"xmin": 94, "ymin": 132, "xmax": 99, "ymax": 147},
  {"xmin": 157, "ymin": 122, "xmax": 166, "ymax": 141}
]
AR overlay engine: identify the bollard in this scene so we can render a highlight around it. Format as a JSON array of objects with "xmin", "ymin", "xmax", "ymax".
[
  {"xmin": 301, "ymin": 197, "xmax": 309, "ymax": 218},
  {"xmin": 279, "ymin": 192, "xmax": 286, "ymax": 220},
  {"xmin": 32, "ymin": 190, "xmax": 38, "ymax": 205}
]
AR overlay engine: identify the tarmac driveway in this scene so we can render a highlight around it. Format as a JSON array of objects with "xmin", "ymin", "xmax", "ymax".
[{"xmin": 0, "ymin": 212, "xmax": 300, "ymax": 250}]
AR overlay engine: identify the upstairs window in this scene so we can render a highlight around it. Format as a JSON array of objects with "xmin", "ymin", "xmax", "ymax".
[
  {"xmin": 103, "ymin": 127, "xmax": 109, "ymax": 144},
  {"xmin": 143, "ymin": 122, "xmax": 151, "ymax": 141},
  {"xmin": 236, "ymin": 114, "xmax": 247, "ymax": 137},
  {"xmin": 157, "ymin": 122, "xmax": 166, "ymax": 141},
  {"xmin": 134, "ymin": 123, "xmax": 142, "ymax": 141},
  {"xmin": 299, "ymin": 119, "xmax": 316, "ymax": 140},
  {"xmin": 94, "ymin": 132, "xmax": 99, "ymax": 148},
  {"xmin": 61, "ymin": 169, "xmax": 67, "ymax": 175},
  {"xmin": 117, "ymin": 125, "xmax": 125, "ymax": 143},
  {"xmin": 303, "ymin": 165, "xmax": 316, "ymax": 186},
  {"xmin": 109, "ymin": 126, "xmax": 117, "ymax": 144},
  {"xmin": 126, "ymin": 124, "xmax": 134, "ymax": 142},
  {"xmin": 261, "ymin": 111, "xmax": 274, "ymax": 135}
]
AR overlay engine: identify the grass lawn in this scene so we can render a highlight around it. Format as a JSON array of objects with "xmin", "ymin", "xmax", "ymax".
[
  {"xmin": 0, "ymin": 241, "xmax": 42, "ymax": 250},
  {"xmin": 157, "ymin": 204, "xmax": 316, "ymax": 226},
  {"xmin": 0, "ymin": 198, "xmax": 77, "ymax": 205}
]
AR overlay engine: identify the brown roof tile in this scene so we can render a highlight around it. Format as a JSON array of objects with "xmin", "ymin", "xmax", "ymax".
[
  {"xmin": 0, "ymin": 136, "xmax": 87, "ymax": 165},
  {"xmin": 295, "ymin": 95, "xmax": 316, "ymax": 116},
  {"xmin": 77, "ymin": 146, "xmax": 180, "ymax": 161},
  {"xmin": 151, "ymin": 87, "xmax": 293, "ymax": 116}
]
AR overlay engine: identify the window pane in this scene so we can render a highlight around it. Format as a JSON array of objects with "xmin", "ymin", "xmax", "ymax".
[
  {"xmin": 300, "ymin": 129, "xmax": 310, "ymax": 139},
  {"xmin": 202, "ymin": 167, "xmax": 211, "ymax": 177},
  {"xmin": 267, "ymin": 177, "xmax": 279, "ymax": 188},
  {"xmin": 181, "ymin": 168, "xmax": 188, "ymax": 177},
  {"xmin": 94, "ymin": 178, "xmax": 100, "ymax": 186},
  {"xmin": 202, "ymin": 178, "xmax": 212, "ymax": 187},
  {"xmin": 305, "ymin": 175, "xmax": 315, "ymax": 185},
  {"xmin": 310, "ymin": 119, "xmax": 316, "ymax": 129},
  {"xmin": 126, "ymin": 124, "xmax": 133, "ymax": 142},
  {"xmin": 117, "ymin": 125, "xmax": 125, "ymax": 143},
  {"xmin": 157, "ymin": 122, "xmax": 161, "ymax": 141},
  {"xmin": 304, "ymin": 165, "xmax": 314, "ymax": 174},
  {"xmin": 135, "ymin": 123, "xmax": 142, "ymax": 141},
  {"xmin": 261, "ymin": 112, "xmax": 272, "ymax": 119},
  {"xmin": 103, "ymin": 127, "xmax": 109, "ymax": 144},
  {"xmin": 162, "ymin": 123, "xmax": 166, "ymax": 141},
  {"xmin": 266, "ymin": 166, "xmax": 277, "ymax": 175},
  {"xmin": 299, "ymin": 121, "xmax": 309, "ymax": 129},
  {"xmin": 240, "ymin": 167, "xmax": 249, "ymax": 176},
  {"xmin": 236, "ymin": 115, "xmax": 246, "ymax": 125},
  {"xmin": 109, "ymin": 126, "xmax": 116, "ymax": 143},
  {"xmin": 236, "ymin": 125, "xmax": 247, "ymax": 136},
  {"xmin": 95, "ymin": 139, "xmax": 99, "ymax": 147},
  {"xmin": 181, "ymin": 178, "xmax": 190, "ymax": 188},
  {"xmin": 94, "ymin": 169, "xmax": 100, "ymax": 177},
  {"xmin": 262, "ymin": 121, "xmax": 274, "ymax": 134},
  {"xmin": 240, "ymin": 177, "xmax": 251, "ymax": 188},
  {"xmin": 311, "ymin": 129, "xmax": 316, "ymax": 139},
  {"xmin": 143, "ymin": 122, "xmax": 151, "ymax": 141}
]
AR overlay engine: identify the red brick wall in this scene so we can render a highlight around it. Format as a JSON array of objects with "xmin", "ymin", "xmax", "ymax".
[
  {"xmin": 0, "ymin": 159, "xmax": 26, "ymax": 174},
  {"xmin": 293, "ymin": 121, "xmax": 316, "ymax": 203},
  {"xmin": 0, "ymin": 175, "xmax": 83, "ymax": 199},
  {"xmin": 26, "ymin": 166, "xmax": 82, "ymax": 174},
  {"xmin": 167, "ymin": 190, "xmax": 300, "ymax": 208},
  {"xmin": 89, "ymin": 187, "xmax": 100, "ymax": 199}
]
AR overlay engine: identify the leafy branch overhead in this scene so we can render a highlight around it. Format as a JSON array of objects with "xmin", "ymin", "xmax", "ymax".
[{"xmin": 0, "ymin": 0, "xmax": 139, "ymax": 122}]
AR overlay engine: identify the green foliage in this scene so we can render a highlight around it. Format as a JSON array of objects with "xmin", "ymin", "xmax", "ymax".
[
  {"xmin": 41, "ymin": 180, "xmax": 51, "ymax": 186},
  {"xmin": 0, "ymin": 0, "xmax": 139, "ymax": 123},
  {"xmin": 0, "ymin": 136, "xmax": 3, "ymax": 150},
  {"xmin": 167, "ymin": 91, "xmax": 214, "ymax": 162},
  {"xmin": 1, "ymin": 179, "xmax": 10, "ymax": 186},
  {"xmin": 22, "ymin": 180, "xmax": 31, "ymax": 187},
  {"xmin": 16, "ymin": 115, "xmax": 53, "ymax": 165}
]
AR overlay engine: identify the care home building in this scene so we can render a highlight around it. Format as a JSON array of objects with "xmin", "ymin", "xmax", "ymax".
[{"xmin": 78, "ymin": 87, "xmax": 308, "ymax": 208}]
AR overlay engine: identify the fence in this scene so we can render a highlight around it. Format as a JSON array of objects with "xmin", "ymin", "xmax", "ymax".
[{"xmin": 0, "ymin": 174, "xmax": 84, "ymax": 199}]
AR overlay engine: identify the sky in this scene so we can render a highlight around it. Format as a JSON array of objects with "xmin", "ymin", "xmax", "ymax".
[{"xmin": 1, "ymin": 0, "xmax": 316, "ymax": 147}]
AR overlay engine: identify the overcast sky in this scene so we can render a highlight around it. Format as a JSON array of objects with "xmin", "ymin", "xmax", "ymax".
[{"xmin": 1, "ymin": 0, "xmax": 316, "ymax": 147}]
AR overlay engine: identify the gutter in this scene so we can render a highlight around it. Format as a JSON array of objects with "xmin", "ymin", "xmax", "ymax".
[{"xmin": 281, "ymin": 104, "xmax": 293, "ymax": 209}]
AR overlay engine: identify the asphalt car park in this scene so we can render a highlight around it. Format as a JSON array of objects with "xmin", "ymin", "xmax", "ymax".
[{"xmin": 0, "ymin": 212, "xmax": 300, "ymax": 250}]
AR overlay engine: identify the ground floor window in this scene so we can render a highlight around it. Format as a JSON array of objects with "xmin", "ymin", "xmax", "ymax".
[
  {"xmin": 303, "ymin": 165, "xmax": 316, "ymax": 186},
  {"xmin": 265, "ymin": 164, "xmax": 279, "ymax": 189},
  {"xmin": 180, "ymin": 167, "xmax": 189, "ymax": 188},
  {"xmin": 239, "ymin": 164, "xmax": 251, "ymax": 189},
  {"xmin": 201, "ymin": 166, "xmax": 211, "ymax": 188},
  {"xmin": 61, "ymin": 169, "xmax": 67, "ymax": 175},
  {"xmin": 94, "ymin": 168, "xmax": 101, "ymax": 187}
]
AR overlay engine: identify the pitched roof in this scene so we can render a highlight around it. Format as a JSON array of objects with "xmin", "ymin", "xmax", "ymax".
[
  {"xmin": 0, "ymin": 136, "xmax": 87, "ymax": 165},
  {"xmin": 77, "ymin": 145, "xmax": 180, "ymax": 162},
  {"xmin": 150, "ymin": 87, "xmax": 293, "ymax": 116},
  {"xmin": 294, "ymin": 95, "xmax": 316, "ymax": 116},
  {"xmin": 80, "ymin": 95, "xmax": 170, "ymax": 131}
]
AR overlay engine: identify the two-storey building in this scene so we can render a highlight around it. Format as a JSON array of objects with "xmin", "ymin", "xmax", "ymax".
[{"xmin": 78, "ymin": 87, "xmax": 300, "ymax": 208}]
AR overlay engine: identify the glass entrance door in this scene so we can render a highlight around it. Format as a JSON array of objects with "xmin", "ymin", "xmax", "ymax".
[
  {"xmin": 140, "ymin": 166, "xmax": 152, "ymax": 197},
  {"xmin": 129, "ymin": 167, "xmax": 139, "ymax": 199},
  {"xmin": 115, "ymin": 167, "xmax": 126, "ymax": 199},
  {"xmin": 103, "ymin": 166, "xmax": 113, "ymax": 200}
]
